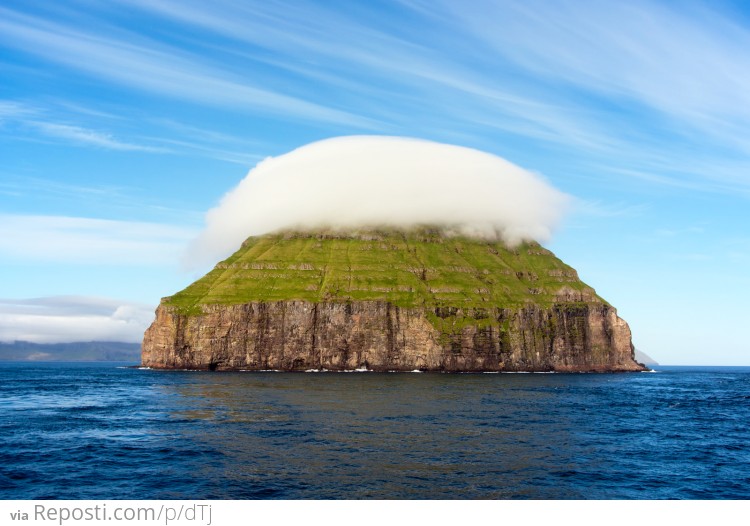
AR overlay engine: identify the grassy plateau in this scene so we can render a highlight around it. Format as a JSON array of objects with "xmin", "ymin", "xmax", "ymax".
[{"xmin": 165, "ymin": 228, "xmax": 601, "ymax": 318}]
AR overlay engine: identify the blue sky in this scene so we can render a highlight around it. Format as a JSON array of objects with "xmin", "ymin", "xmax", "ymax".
[{"xmin": 1, "ymin": 0, "xmax": 749, "ymax": 365}]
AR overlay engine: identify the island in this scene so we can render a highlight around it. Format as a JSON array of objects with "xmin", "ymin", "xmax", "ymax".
[{"xmin": 142, "ymin": 228, "xmax": 645, "ymax": 372}]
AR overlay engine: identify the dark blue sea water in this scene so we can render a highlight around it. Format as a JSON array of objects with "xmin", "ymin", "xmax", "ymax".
[{"xmin": 1, "ymin": 362, "xmax": 748, "ymax": 499}]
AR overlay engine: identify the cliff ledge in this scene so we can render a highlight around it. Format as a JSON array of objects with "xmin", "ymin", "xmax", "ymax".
[{"xmin": 142, "ymin": 229, "xmax": 644, "ymax": 372}]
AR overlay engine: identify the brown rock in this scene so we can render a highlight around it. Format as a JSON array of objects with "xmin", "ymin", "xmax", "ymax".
[
  {"xmin": 141, "ymin": 229, "xmax": 645, "ymax": 372},
  {"xmin": 142, "ymin": 300, "xmax": 643, "ymax": 372}
]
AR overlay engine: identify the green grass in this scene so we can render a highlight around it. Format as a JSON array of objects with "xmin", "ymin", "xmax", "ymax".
[{"xmin": 165, "ymin": 228, "xmax": 603, "ymax": 316}]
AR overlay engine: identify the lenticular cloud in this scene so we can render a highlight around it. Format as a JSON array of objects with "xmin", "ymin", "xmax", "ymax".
[{"xmin": 186, "ymin": 136, "xmax": 569, "ymax": 268}]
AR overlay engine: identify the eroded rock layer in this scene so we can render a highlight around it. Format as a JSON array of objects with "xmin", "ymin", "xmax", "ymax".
[{"xmin": 142, "ymin": 229, "xmax": 645, "ymax": 372}]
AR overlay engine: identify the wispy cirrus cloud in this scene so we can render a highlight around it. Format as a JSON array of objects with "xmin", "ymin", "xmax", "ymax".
[
  {"xmin": 142, "ymin": 118, "xmax": 268, "ymax": 165},
  {"xmin": 0, "ymin": 99, "xmax": 265, "ymax": 163},
  {"xmin": 3, "ymin": 0, "xmax": 750, "ymax": 198},
  {"xmin": 27, "ymin": 121, "xmax": 166, "ymax": 152},
  {"xmin": 147, "ymin": 137, "xmax": 263, "ymax": 166},
  {"xmin": 0, "ymin": 7, "xmax": 374, "ymax": 129},
  {"xmin": 436, "ymin": 0, "xmax": 750, "ymax": 150},
  {"xmin": 572, "ymin": 199, "xmax": 650, "ymax": 219},
  {"xmin": 0, "ymin": 100, "xmax": 39, "ymax": 120},
  {"xmin": 0, "ymin": 99, "xmax": 166, "ymax": 153},
  {"xmin": 0, "ymin": 174, "xmax": 207, "ymax": 223},
  {"xmin": 0, "ymin": 214, "xmax": 197, "ymax": 265},
  {"xmin": 116, "ymin": 0, "xmax": 750, "ymax": 196},
  {"xmin": 119, "ymin": 0, "xmax": 611, "ymax": 149},
  {"xmin": 0, "ymin": 175, "xmax": 127, "ymax": 202}
]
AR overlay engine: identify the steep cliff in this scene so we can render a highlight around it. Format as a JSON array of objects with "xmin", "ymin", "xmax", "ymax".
[{"xmin": 142, "ymin": 229, "xmax": 644, "ymax": 372}]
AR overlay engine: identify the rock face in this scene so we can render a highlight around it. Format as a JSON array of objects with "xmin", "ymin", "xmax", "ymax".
[{"xmin": 142, "ymin": 229, "xmax": 645, "ymax": 372}]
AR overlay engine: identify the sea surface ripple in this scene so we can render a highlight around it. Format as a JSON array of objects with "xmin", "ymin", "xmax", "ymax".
[{"xmin": 1, "ymin": 363, "xmax": 748, "ymax": 499}]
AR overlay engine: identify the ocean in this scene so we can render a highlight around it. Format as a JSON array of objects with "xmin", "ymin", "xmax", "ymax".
[{"xmin": 1, "ymin": 362, "xmax": 748, "ymax": 499}]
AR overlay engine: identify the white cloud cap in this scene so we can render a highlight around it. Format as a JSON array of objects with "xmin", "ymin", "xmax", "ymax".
[{"xmin": 187, "ymin": 136, "xmax": 569, "ymax": 267}]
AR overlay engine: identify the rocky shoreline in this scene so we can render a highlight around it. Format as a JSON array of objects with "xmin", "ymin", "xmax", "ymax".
[
  {"xmin": 142, "ymin": 300, "xmax": 645, "ymax": 372},
  {"xmin": 142, "ymin": 230, "xmax": 645, "ymax": 373}
]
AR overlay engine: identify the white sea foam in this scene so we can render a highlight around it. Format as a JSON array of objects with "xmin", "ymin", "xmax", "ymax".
[{"xmin": 501, "ymin": 371, "xmax": 557, "ymax": 374}]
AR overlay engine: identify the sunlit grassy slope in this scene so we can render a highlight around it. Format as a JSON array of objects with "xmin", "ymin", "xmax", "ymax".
[{"xmin": 166, "ymin": 228, "xmax": 600, "ymax": 316}]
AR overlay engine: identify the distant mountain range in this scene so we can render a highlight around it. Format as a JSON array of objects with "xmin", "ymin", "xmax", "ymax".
[{"xmin": 0, "ymin": 341, "xmax": 141, "ymax": 362}]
